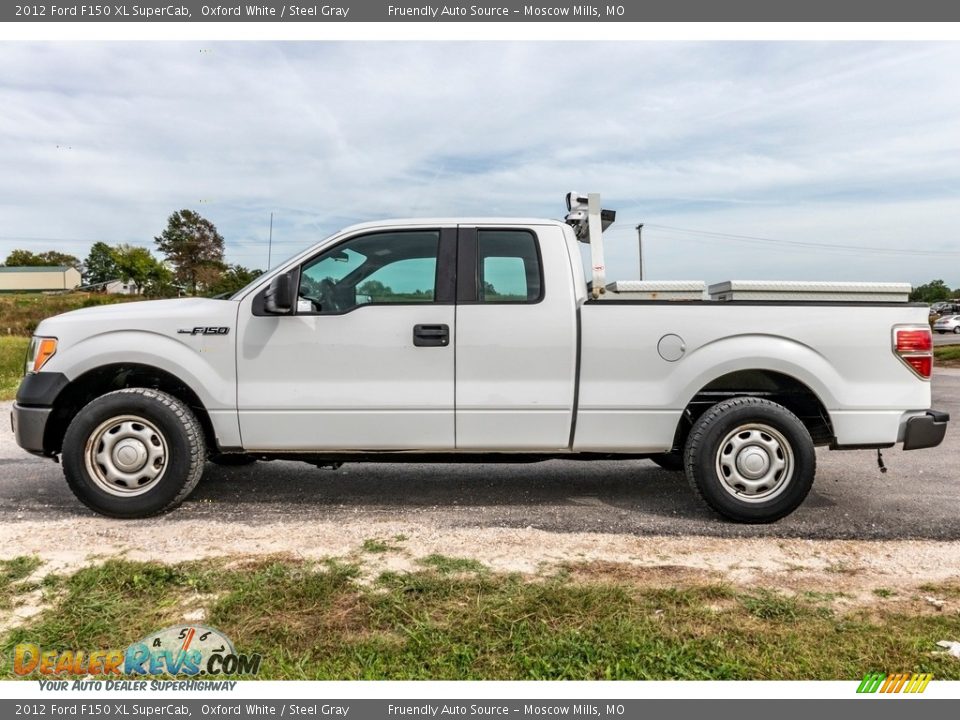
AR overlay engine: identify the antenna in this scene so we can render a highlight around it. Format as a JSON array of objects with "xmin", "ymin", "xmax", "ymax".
[
  {"xmin": 636, "ymin": 223, "xmax": 644, "ymax": 280},
  {"xmin": 267, "ymin": 212, "xmax": 274, "ymax": 269}
]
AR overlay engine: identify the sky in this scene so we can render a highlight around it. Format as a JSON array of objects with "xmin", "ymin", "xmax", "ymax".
[{"xmin": 1, "ymin": 41, "xmax": 958, "ymax": 286}]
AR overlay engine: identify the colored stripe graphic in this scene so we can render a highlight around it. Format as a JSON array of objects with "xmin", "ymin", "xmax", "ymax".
[
  {"xmin": 857, "ymin": 673, "xmax": 932, "ymax": 694},
  {"xmin": 908, "ymin": 674, "xmax": 933, "ymax": 693}
]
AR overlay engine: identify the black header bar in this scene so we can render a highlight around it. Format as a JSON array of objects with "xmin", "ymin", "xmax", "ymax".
[{"xmin": 6, "ymin": 1, "xmax": 960, "ymax": 22}]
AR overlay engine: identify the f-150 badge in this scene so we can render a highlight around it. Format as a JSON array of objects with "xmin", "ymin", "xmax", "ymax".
[{"xmin": 177, "ymin": 327, "xmax": 230, "ymax": 335}]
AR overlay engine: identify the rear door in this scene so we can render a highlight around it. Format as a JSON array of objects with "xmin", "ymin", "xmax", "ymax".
[{"xmin": 454, "ymin": 225, "xmax": 578, "ymax": 449}]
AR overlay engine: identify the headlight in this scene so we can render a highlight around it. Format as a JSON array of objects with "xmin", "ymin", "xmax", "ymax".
[{"xmin": 24, "ymin": 336, "xmax": 58, "ymax": 375}]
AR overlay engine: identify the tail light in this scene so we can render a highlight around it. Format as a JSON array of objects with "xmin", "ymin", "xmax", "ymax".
[{"xmin": 893, "ymin": 326, "xmax": 933, "ymax": 379}]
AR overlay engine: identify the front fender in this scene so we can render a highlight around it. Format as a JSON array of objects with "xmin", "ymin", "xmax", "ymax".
[{"xmin": 44, "ymin": 329, "xmax": 236, "ymax": 411}]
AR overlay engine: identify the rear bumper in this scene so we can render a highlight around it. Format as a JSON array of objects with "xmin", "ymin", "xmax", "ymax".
[
  {"xmin": 902, "ymin": 409, "xmax": 950, "ymax": 451},
  {"xmin": 11, "ymin": 403, "xmax": 53, "ymax": 456}
]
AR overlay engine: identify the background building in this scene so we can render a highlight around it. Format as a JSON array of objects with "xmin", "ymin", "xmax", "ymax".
[{"xmin": 0, "ymin": 266, "xmax": 82, "ymax": 292}]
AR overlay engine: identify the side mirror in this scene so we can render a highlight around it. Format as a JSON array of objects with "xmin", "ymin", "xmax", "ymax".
[{"xmin": 264, "ymin": 271, "xmax": 295, "ymax": 314}]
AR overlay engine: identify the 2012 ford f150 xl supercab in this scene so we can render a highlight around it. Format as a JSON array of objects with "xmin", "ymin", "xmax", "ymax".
[{"xmin": 11, "ymin": 193, "xmax": 949, "ymax": 522}]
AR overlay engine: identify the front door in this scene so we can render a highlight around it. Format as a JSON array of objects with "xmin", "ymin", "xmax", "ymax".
[{"xmin": 236, "ymin": 227, "xmax": 456, "ymax": 451}]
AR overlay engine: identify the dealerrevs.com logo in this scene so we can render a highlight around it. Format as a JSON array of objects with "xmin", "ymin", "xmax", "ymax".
[
  {"xmin": 14, "ymin": 625, "xmax": 261, "ymax": 678},
  {"xmin": 857, "ymin": 673, "xmax": 933, "ymax": 694}
]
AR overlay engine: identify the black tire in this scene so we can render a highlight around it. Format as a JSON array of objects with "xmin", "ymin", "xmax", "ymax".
[
  {"xmin": 209, "ymin": 453, "xmax": 257, "ymax": 466},
  {"xmin": 649, "ymin": 452, "xmax": 684, "ymax": 472},
  {"xmin": 954, "ymin": 326, "xmax": 960, "ymax": 334},
  {"xmin": 62, "ymin": 388, "xmax": 206, "ymax": 518},
  {"xmin": 683, "ymin": 397, "xmax": 816, "ymax": 523}
]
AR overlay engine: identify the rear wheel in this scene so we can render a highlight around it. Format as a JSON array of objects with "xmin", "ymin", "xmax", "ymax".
[
  {"xmin": 684, "ymin": 397, "xmax": 815, "ymax": 523},
  {"xmin": 62, "ymin": 388, "xmax": 205, "ymax": 518},
  {"xmin": 953, "ymin": 326, "xmax": 960, "ymax": 334}
]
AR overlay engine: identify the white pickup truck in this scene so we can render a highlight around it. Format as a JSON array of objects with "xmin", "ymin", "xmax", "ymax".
[{"xmin": 11, "ymin": 193, "xmax": 948, "ymax": 522}]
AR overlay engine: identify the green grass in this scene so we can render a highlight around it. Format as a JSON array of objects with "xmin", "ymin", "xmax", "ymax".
[
  {"xmin": 0, "ymin": 336, "xmax": 29, "ymax": 401},
  {"xmin": 0, "ymin": 556, "xmax": 42, "ymax": 610},
  {"xmin": 361, "ymin": 538, "xmax": 397, "ymax": 554},
  {"xmin": 418, "ymin": 554, "xmax": 487, "ymax": 574},
  {"xmin": 919, "ymin": 582, "xmax": 960, "ymax": 599},
  {"xmin": 935, "ymin": 345, "xmax": 960, "ymax": 366},
  {"xmin": 3, "ymin": 558, "xmax": 959, "ymax": 680}
]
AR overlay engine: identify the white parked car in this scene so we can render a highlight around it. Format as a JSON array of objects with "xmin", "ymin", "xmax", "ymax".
[
  {"xmin": 11, "ymin": 193, "xmax": 949, "ymax": 523},
  {"xmin": 933, "ymin": 315, "xmax": 960, "ymax": 334}
]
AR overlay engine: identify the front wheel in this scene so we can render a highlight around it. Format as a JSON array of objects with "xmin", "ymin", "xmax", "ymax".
[
  {"xmin": 62, "ymin": 388, "xmax": 206, "ymax": 518},
  {"xmin": 954, "ymin": 326, "xmax": 960, "ymax": 334},
  {"xmin": 684, "ymin": 397, "xmax": 816, "ymax": 523}
]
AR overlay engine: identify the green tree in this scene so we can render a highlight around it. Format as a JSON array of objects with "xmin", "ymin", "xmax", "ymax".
[
  {"xmin": 358, "ymin": 280, "xmax": 392, "ymax": 300},
  {"xmin": 4, "ymin": 249, "xmax": 80, "ymax": 269},
  {"xmin": 204, "ymin": 264, "xmax": 263, "ymax": 297},
  {"xmin": 113, "ymin": 244, "xmax": 170, "ymax": 295},
  {"xmin": 37, "ymin": 250, "xmax": 81, "ymax": 269},
  {"xmin": 154, "ymin": 209, "xmax": 226, "ymax": 294},
  {"xmin": 83, "ymin": 241, "xmax": 119, "ymax": 285},
  {"xmin": 910, "ymin": 279, "xmax": 952, "ymax": 303},
  {"xmin": 4, "ymin": 249, "xmax": 40, "ymax": 266}
]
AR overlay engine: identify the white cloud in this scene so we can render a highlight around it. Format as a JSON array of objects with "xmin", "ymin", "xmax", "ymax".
[{"xmin": 0, "ymin": 42, "xmax": 958, "ymax": 285}]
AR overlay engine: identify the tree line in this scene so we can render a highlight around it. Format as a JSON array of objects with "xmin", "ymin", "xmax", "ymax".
[
  {"xmin": 909, "ymin": 280, "xmax": 960, "ymax": 304},
  {"xmin": 2, "ymin": 210, "xmax": 262, "ymax": 297}
]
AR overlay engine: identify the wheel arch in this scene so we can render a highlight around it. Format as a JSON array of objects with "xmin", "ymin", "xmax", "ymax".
[
  {"xmin": 44, "ymin": 363, "xmax": 217, "ymax": 455},
  {"xmin": 671, "ymin": 368, "xmax": 834, "ymax": 452}
]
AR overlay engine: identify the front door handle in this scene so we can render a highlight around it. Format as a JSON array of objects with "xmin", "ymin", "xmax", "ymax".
[{"xmin": 413, "ymin": 323, "xmax": 449, "ymax": 347}]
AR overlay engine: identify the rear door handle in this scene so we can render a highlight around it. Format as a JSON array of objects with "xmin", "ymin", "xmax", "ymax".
[{"xmin": 413, "ymin": 323, "xmax": 449, "ymax": 347}]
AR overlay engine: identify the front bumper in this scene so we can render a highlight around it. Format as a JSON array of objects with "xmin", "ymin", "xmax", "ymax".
[
  {"xmin": 902, "ymin": 409, "xmax": 950, "ymax": 450},
  {"xmin": 11, "ymin": 403, "xmax": 53, "ymax": 456},
  {"xmin": 10, "ymin": 371, "xmax": 69, "ymax": 456}
]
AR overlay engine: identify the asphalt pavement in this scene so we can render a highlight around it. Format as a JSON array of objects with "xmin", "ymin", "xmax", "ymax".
[{"xmin": 1, "ymin": 372, "xmax": 958, "ymax": 540}]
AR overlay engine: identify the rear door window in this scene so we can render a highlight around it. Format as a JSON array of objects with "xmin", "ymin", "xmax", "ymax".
[{"xmin": 477, "ymin": 230, "xmax": 543, "ymax": 303}]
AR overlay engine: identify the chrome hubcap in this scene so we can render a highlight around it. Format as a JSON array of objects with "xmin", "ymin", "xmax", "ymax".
[
  {"xmin": 716, "ymin": 423, "xmax": 793, "ymax": 503},
  {"xmin": 84, "ymin": 415, "xmax": 168, "ymax": 496}
]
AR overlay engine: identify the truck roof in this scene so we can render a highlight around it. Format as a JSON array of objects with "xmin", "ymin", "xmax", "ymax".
[{"xmin": 337, "ymin": 217, "xmax": 569, "ymax": 234}]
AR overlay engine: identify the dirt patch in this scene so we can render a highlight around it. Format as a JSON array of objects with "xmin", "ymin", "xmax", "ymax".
[
  {"xmin": 1, "ymin": 519, "xmax": 959, "ymax": 615},
  {"xmin": 564, "ymin": 561, "xmax": 723, "ymax": 587}
]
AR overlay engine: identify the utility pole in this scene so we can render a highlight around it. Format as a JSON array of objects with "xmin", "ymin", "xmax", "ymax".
[
  {"xmin": 636, "ymin": 223, "xmax": 644, "ymax": 280},
  {"xmin": 267, "ymin": 212, "xmax": 274, "ymax": 269}
]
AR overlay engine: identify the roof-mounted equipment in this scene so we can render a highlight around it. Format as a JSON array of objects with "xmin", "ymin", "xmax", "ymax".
[{"xmin": 564, "ymin": 192, "xmax": 616, "ymax": 299}]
